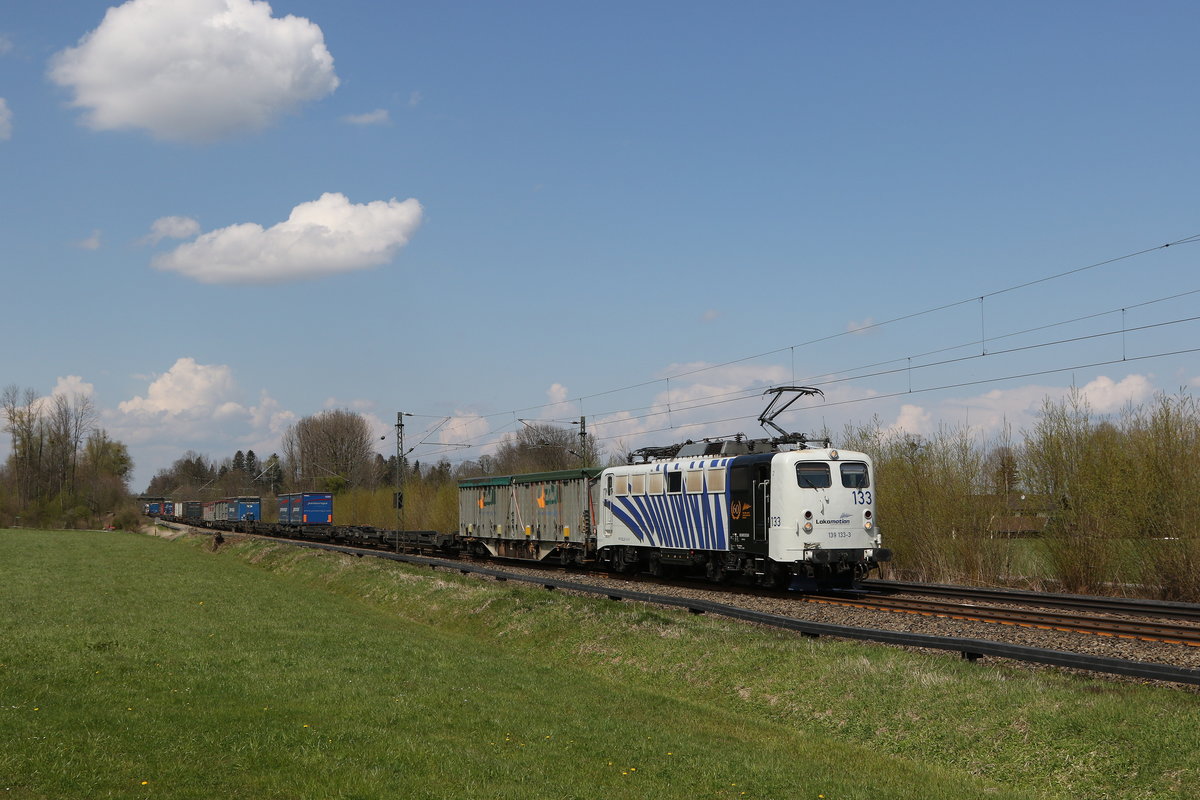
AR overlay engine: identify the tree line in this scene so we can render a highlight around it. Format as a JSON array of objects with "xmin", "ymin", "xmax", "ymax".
[
  {"xmin": 1, "ymin": 384, "xmax": 135, "ymax": 529},
  {"xmin": 145, "ymin": 409, "xmax": 603, "ymax": 501}
]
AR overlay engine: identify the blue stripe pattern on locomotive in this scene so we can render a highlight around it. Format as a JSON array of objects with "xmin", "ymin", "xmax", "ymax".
[{"xmin": 606, "ymin": 487, "xmax": 728, "ymax": 550}]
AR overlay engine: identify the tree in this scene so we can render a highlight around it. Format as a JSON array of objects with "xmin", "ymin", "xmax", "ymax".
[
  {"xmin": 232, "ymin": 450, "xmax": 247, "ymax": 475},
  {"xmin": 245, "ymin": 450, "xmax": 259, "ymax": 481},
  {"xmin": 282, "ymin": 409, "xmax": 377, "ymax": 492},
  {"xmin": 491, "ymin": 421, "xmax": 602, "ymax": 474}
]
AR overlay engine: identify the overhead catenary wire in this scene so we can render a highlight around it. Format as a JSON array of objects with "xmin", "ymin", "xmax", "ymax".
[{"xmin": 402, "ymin": 234, "xmax": 1199, "ymax": 462}]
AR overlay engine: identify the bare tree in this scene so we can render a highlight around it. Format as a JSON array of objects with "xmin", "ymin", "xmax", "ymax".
[{"xmin": 282, "ymin": 409, "xmax": 378, "ymax": 491}]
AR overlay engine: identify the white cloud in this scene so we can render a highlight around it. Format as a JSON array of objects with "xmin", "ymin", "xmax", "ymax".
[
  {"xmin": 48, "ymin": 0, "xmax": 338, "ymax": 143},
  {"xmin": 141, "ymin": 215, "xmax": 200, "ymax": 245},
  {"xmin": 887, "ymin": 404, "xmax": 933, "ymax": 436},
  {"xmin": 408, "ymin": 91, "xmax": 422, "ymax": 107},
  {"xmin": 119, "ymin": 357, "xmax": 237, "ymax": 417},
  {"xmin": 700, "ymin": 309, "xmax": 720, "ymax": 323},
  {"xmin": 75, "ymin": 229, "xmax": 102, "ymax": 250},
  {"xmin": 343, "ymin": 109, "xmax": 389, "ymax": 125},
  {"xmin": 52, "ymin": 375, "xmax": 95, "ymax": 398},
  {"xmin": 847, "ymin": 318, "xmax": 875, "ymax": 335},
  {"xmin": 1076, "ymin": 374, "xmax": 1155, "ymax": 413},
  {"xmin": 0, "ymin": 98, "xmax": 11, "ymax": 141},
  {"xmin": 549, "ymin": 381, "xmax": 571, "ymax": 407},
  {"xmin": 0, "ymin": 34, "xmax": 11, "ymax": 55},
  {"xmin": 152, "ymin": 192, "xmax": 423, "ymax": 284}
]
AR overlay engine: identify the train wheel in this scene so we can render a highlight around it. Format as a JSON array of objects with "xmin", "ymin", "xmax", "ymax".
[{"xmin": 705, "ymin": 557, "xmax": 726, "ymax": 583}]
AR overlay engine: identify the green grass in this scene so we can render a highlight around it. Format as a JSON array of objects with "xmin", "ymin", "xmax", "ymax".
[{"xmin": 2, "ymin": 531, "xmax": 1198, "ymax": 799}]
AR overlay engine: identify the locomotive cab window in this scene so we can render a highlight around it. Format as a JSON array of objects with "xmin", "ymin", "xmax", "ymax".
[
  {"xmin": 840, "ymin": 462, "xmax": 870, "ymax": 489},
  {"xmin": 796, "ymin": 462, "xmax": 832, "ymax": 489},
  {"xmin": 667, "ymin": 471, "xmax": 683, "ymax": 494}
]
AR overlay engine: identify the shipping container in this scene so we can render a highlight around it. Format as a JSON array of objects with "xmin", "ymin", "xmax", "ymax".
[{"xmin": 277, "ymin": 492, "xmax": 334, "ymax": 525}]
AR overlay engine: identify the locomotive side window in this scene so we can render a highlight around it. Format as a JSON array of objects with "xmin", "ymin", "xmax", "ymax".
[
  {"xmin": 630, "ymin": 473, "xmax": 645, "ymax": 495},
  {"xmin": 796, "ymin": 462, "xmax": 832, "ymax": 488},
  {"xmin": 685, "ymin": 470, "xmax": 704, "ymax": 494},
  {"xmin": 606, "ymin": 475, "xmax": 613, "ymax": 496},
  {"xmin": 647, "ymin": 473, "xmax": 664, "ymax": 494},
  {"xmin": 706, "ymin": 467, "xmax": 727, "ymax": 493},
  {"xmin": 667, "ymin": 471, "xmax": 683, "ymax": 494},
  {"xmin": 615, "ymin": 476, "xmax": 629, "ymax": 497},
  {"xmin": 840, "ymin": 462, "xmax": 870, "ymax": 489}
]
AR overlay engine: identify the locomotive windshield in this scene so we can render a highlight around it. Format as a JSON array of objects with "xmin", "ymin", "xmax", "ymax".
[
  {"xmin": 796, "ymin": 463, "xmax": 831, "ymax": 488},
  {"xmin": 840, "ymin": 462, "xmax": 870, "ymax": 489}
]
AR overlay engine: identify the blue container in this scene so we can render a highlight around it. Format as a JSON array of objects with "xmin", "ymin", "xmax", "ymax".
[
  {"xmin": 278, "ymin": 492, "xmax": 334, "ymax": 525},
  {"xmin": 228, "ymin": 496, "xmax": 261, "ymax": 521}
]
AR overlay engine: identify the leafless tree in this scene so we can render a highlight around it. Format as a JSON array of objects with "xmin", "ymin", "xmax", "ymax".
[{"xmin": 282, "ymin": 409, "xmax": 378, "ymax": 491}]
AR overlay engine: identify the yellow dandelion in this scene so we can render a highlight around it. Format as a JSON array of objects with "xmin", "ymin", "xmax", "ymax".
[
  {"xmin": 631, "ymin": 768, "xmax": 637, "ymax": 772},
  {"xmin": 141, "ymin": 781, "xmax": 148, "ymax": 785}
]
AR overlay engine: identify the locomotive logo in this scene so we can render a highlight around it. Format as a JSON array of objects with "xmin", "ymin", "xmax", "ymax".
[{"xmin": 730, "ymin": 501, "xmax": 751, "ymax": 520}]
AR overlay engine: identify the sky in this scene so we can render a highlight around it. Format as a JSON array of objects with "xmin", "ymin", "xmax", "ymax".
[{"xmin": 2, "ymin": 0, "xmax": 1198, "ymax": 493}]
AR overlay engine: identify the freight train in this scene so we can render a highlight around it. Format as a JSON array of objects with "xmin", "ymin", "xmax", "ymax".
[{"xmin": 153, "ymin": 434, "xmax": 891, "ymax": 590}]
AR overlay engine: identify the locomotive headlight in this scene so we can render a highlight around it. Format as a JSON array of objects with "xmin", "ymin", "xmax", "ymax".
[
  {"xmin": 802, "ymin": 510, "xmax": 814, "ymax": 533},
  {"xmin": 829, "ymin": 449, "xmax": 839, "ymax": 460},
  {"xmin": 803, "ymin": 521, "xmax": 814, "ymax": 533},
  {"xmin": 864, "ymin": 520, "xmax": 874, "ymax": 531}
]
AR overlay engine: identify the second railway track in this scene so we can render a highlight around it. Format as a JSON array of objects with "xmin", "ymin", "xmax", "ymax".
[{"xmin": 802, "ymin": 593, "xmax": 1200, "ymax": 647}]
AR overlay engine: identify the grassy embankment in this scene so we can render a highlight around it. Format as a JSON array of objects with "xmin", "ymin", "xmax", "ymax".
[{"xmin": 3, "ymin": 529, "xmax": 1198, "ymax": 799}]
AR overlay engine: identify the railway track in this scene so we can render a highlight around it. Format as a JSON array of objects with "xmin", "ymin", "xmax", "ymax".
[
  {"xmin": 802, "ymin": 593, "xmax": 1200, "ymax": 648},
  {"xmin": 862, "ymin": 578, "xmax": 1200, "ymax": 621}
]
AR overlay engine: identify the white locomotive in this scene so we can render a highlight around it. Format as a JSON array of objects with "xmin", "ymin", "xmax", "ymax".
[{"xmin": 598, "ymin": 443, "xmax": 889, "ymax": 588}]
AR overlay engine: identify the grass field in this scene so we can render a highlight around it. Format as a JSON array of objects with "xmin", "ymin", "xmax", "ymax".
[{"xmin": 2, "ymin": 530, "xmax": 1198, "ymax": 799}]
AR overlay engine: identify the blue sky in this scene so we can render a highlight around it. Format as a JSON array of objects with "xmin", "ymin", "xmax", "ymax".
[{"xmin": 2, "ymin": 0, "xmax": 1198, "ymax": 492}]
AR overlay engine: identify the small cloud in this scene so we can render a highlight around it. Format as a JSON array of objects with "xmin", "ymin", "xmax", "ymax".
[
  {"xmin": 0, "ymin": 98, "xmax": 11, "ymax": 141},
  {"xmin": 48, "ymin": 0, "xmax": 338, "ymax": 143},
  {"xmin": 847, "ymin": 318, "xmax": 875, "ymax": 335},
  {"xmin": 408, "ymin": 90, "xmax": 422, "ymax": 107},
  {"xmin": 342, "ymin": 109, "xmax": 389, "ymax": 126},
  {"xmin": 119, "ymin": 357, "xmax": 237, "ymax": 416},
  {"xmin": 1077, "ymin": 374, "xmax": 1154, "ymax": 414},
  {"xmin": 701, "ymin": 309, "xmax": 720, "ymax": 323},
  {"xmin": 140, "ymin": 215, "xmax": 200, "ymax": 245},
  {"xmin": 546, "ymin": 383, "xmax": 569, "ymax": 406},
  {"xmin": 889, "ymin": 404, "xmax": 932, "ymax": 436},
  {"xmin": 75, "ymin": 229, "xmax": 102, "ymax": 250},
  {"xmin": 152, "ymin": 192, "xmax": 423, "ymax": 285},
  {"xmin": 0, "ymin": 34, "xmax": 12, "ymax": 55},
  {"xmin": 52, "ymin": 375, "xmax": 95, "ymax": 398}
]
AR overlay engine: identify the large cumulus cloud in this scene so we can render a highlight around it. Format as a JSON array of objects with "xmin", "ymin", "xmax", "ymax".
[
  {"xmin": 49, "ymin": 0, "xmax": 338, "ymax": 142},
  {"xmin": 151, "ymin": 192, "xmax": 423, "ymax": 284}
]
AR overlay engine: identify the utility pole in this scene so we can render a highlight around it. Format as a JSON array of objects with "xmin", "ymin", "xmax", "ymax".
[{"xmin": 395, "ymin": 412, "xmax": 412, "ymax": 538}]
